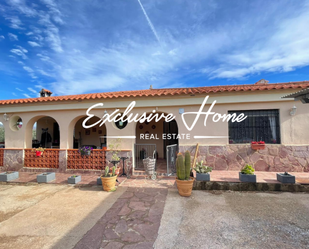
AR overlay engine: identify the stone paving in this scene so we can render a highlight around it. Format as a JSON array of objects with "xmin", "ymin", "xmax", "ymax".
[{"xmin": 74, "ymin": 179, "xmax": 174, "ymax": 249}]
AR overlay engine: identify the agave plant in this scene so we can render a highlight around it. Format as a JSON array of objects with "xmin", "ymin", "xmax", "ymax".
[{"xmin": 193, "ymin": 160, "xmax": 212, "ymax": 174}]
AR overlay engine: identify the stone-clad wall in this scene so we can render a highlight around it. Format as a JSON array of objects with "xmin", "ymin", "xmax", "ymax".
[
  {"xmin": 3, "ymin": 149, "xmax": 24, "ymax": 171},
  {"xmin": 179, "ymin": 145, "xmax": 309, "ymax": 172}
]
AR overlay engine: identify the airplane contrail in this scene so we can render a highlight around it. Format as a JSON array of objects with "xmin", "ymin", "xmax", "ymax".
[{"xmin": 137, "ymin": 0, "xmax": 161, "ymax": 44}]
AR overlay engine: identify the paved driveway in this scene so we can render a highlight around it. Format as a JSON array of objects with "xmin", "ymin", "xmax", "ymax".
[{"xmin": 155, "ymin": 190, "xmax": 309, "ymax": 249}]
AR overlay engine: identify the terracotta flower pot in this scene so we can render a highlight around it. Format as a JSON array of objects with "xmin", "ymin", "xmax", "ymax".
[
  {"xmin": 251, "ymin": 144, "xmax": 265, "ymax": 150},
  {"xmin": 176, "ymin": 177, "xmax": 194, "ymax": 197},
  {"xmin": 101, "ymin": 175, "xmax": 117, "ymax": 191}
]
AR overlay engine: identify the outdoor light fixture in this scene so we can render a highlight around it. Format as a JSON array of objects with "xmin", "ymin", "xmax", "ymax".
[
  {"xmin": 3, "ymin": 113, "xmax": 9, "ymax": 121},
  {"xmin": 290, "ymin": 105, "xmax": 297, "ymax": 116}
]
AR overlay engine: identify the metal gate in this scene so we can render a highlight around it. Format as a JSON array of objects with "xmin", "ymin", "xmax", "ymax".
[
  {"xmin": 166, "ymin": 144, "xmax": 178, "ymax": 175},
  {"xmin": 134, "ymin": 144, "xmax": 156, "ymax": 170}
]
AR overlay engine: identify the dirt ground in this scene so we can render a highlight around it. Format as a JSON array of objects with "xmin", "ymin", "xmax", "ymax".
[
  {"xmin": 0, "ymin": 184, "xmax": 126, "ymax": 249},
  {"xmin": 155, "ymin": 189, "xmax": 309, "ymax": 249}
]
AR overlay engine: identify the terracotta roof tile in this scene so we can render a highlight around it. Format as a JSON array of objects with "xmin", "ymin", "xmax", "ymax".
[{"xmin": 1, "ymin": 81, "xmax": 309, "ymax": 105}]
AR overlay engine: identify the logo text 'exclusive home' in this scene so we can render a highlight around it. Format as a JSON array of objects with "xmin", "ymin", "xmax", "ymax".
[{"xmin": 82, "ymin": 96, "xmax": 247, "ymax": 133}]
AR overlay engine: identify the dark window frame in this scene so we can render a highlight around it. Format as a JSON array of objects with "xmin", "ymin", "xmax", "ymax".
[{"xmin": 228, "ymin": 109, "xmax": 281, "ymax": 144}]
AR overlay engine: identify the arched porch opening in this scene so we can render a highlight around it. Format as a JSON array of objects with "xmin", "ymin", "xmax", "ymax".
[
  {"xmin": 25, "ymin": 115, "xmax": 60, "ymax": 148},
  {"xmin": 73, "ymin": 116, "xmax": 107, "ymax": 149},
  {"xmin": 135, "ymin": 113, "xmax": 178, "ymax": 174}
]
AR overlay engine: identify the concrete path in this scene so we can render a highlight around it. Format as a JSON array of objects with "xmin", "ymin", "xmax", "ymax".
[
  {"xmin": 155, "ymin": 189, "xmax": 309, "ymax": 249},
  {"xmin": 0, "ymin": 184, "xmax": 126, "ymax": 249}
]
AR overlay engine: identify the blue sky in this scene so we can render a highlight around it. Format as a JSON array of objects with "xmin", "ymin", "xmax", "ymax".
[{"xmin": 0, "ymin": 0, "xmax": 309, "ymax": 100}]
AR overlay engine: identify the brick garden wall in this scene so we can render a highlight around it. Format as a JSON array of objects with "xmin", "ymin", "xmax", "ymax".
[
  {"xmin": 1, "ymin": 149, "xmax": 133, "ymax": 175},
  {"xmin": 179, "ymin": 145, "xmax": 309, "ymax": 172}
]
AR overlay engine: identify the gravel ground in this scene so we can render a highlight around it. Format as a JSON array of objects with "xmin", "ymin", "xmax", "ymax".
[{"xmin": 155, "ymin": 190, "xmax": 309, "ymax": 249}]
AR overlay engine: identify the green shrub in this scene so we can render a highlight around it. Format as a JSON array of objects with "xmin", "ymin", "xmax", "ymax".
[{"xmin": 241, "ymin": 165, "xmax": 255, "ymax": 175}]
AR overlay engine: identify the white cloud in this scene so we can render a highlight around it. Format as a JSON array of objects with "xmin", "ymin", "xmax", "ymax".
[
  {"xmin": 7, "ymin": 0, "xmax": 37, "ymax": 17},
  {"xmin": 0, "ymin": 35, "xmax": 4, "ymax": 40},
  {"xmin": 35, "ymin": 84, "xmax": 44, "ymax": 89},
  {"xmin": 8, "ymin": 33, "xmax": 18, "ymax": 41},
  {"xmin": 5, "ymin": 16, "xmax": 23, "ymax": 29},
  {"xmin": 10, "ymin": 48, "xmax": 28, "ymax": 59},
  {"xmin": 23, "ymin": 93, "xmax": 31, "ymax": 98},
  {"xmin": 15, "ymin": 87, "xmax": 23, "ymax": 91},
  {"xmin": 28, "ymin": 41, "xmax": 41, "ymax": 47},
  {"xmin": 38, "ymin": 69, "xmax": 53, "ymax": 77},
  {"xmin": 23, "ymin": 66, "xmax": 34, "ymax": 73},
  {"xmin": 27, "ymin": 87, "xmax": 37, "ymax": 93},
  {"xmin": 12, "ymin": 92, "xmax": 17, "ymax": 96},
  {"xmin": 16, "ymin": 45, "xmax": 28, "ymax": 53},
  {"xmin": 37, "ymin": 11, "xmax": 62, "ymax": 52},
  {"xmin": 37, "ymin": 53, "xmax": 50, "ymax": 61}
]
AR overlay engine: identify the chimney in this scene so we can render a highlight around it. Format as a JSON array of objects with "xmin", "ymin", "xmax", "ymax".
[
  {"xmin": 39, "ymin": 89, "xmax": 53, "ymax": 97},
  {"xmin": 254, "ymin": 79, "xmax": 269, "ymax": 85}
]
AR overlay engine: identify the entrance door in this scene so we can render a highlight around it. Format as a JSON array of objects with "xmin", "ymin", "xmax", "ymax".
[
  {"xmin": 163, "ymin": 120, "xmax": 178, "ymax": 159},
  {"xmin": 166, "ymin": 144, "xmax": 178, "ymax": 175}
]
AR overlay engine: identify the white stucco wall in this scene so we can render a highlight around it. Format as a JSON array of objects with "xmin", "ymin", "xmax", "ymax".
[{"xmin": 0, "ymin": 89, "xmax": 308, "ymax": 150}]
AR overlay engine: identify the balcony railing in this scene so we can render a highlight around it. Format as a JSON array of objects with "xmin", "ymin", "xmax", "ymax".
[
  {"xmin": 24, "ymin": 149, "xmax": 60, "ymax": 168},
  {"xmin": 67, "ymin": 149, "xmax": 106, "ymax": 170}
]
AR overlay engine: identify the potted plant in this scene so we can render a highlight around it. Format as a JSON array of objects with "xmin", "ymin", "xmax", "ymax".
[
  {"xmin": 101, "ymin": 166, "xmax": 117, "ymax": 191},
  {"xmin": 78, "ymin": 146, "xmax": 93, "ymax": 156},
  {"xmin": 68, "ymin": 175, "xmax": 81, "ymax": 184},
  {"xmin": 108, "ymin": 139, "xmax": 121, "ymax": 174},
  {"xmin": 239, "ymin": 164, "xmax": 256, "ymax": 182},
  {"xmin": 193, "ymin": 160, "xmax": 212, "ymax": 181},
  {"xmin": 32, "ymin": 147, "xmax": 45, "ymax": 157},
  {"xmin": 0, "ymin": 171, "xmax": 19, "ymax": 182},
  {"xmin": 277, "ymin": 172, "xmax": 295, "ymax": 184},
  {"xmin": 251, "ymin": 141, "xmax": 265, "ymax": 150},
  {"xmin": 175, "ymin": 151, "xmax": 194, "ymax": 197}
]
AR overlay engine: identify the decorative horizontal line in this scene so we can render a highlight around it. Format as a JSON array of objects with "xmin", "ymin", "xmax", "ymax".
[
  {"xmin": 100, "ymin": 136, "xmax": 136, "ymax": 139},
  {"xmin": 194, "ymin": 136, "xmax": 229, "ymax": 139}
]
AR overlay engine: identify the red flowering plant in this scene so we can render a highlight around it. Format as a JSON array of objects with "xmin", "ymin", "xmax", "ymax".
[
  {"xmin": 251, "ymin": 141, "xmax": 265, "ymax": 145},
  {"xmin": 251, "ymin": 141, "xmax": 265, "ymax": 150}
]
